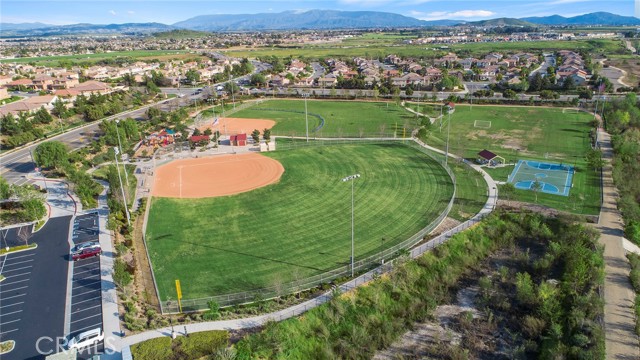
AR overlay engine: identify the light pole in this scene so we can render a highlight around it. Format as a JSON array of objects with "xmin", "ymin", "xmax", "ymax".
[
  {"xmin": 342, "ymin": 174, "xmax": 360, "ymax": 277},
  {"xmin": 114, "ymin": 119, "xmax": 129, "ymax": 186},
  {"xmin": 303, "ymin": 93, "xmax": 309, "ymax": 142},
  {"xmin": 114, "ymin": 147, "xmax": 131, "ymax": 226},
  {"xmin": 445, "ymin": 103, "xmax": 452, "ymax": 166},
  {"xmin": 229, "ymin": 74, "xmax": 236, "ymax": 110}
]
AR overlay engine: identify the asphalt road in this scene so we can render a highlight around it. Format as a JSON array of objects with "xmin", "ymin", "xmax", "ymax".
[
  {"xmin": 0, "ymin": 99, "xmax": 175, "ymax": 186},
  {"xmin": 1, "ymin": 216, "xmax": 72, "ymax": 360}
]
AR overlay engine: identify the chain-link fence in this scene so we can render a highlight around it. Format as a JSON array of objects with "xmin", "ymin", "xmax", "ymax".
[{"xmin": 160, "ymin": 139, "xmax": 457, "ymax": 313}]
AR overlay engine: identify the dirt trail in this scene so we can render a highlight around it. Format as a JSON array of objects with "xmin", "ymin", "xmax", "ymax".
[{"xmin": 597, "ymin": 129, "xmax": 640, "ymax": 359}]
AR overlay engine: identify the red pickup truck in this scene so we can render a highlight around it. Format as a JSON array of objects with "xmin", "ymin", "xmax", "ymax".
[{"xmin": 72, "ymin": 246, "xmax": 101, "ymax": 261}]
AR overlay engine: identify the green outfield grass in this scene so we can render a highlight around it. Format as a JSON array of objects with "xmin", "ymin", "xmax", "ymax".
[
  {"xmin": 233, "ymin": 100, "xmax": 418, "ymax": 138},
  {"xmin": 146, "ymin": 143, "xmax": 454, "ymax": 300},
  {"xmin": 426, "ymin": 104, "xmax": 600, "ymax": 215}
]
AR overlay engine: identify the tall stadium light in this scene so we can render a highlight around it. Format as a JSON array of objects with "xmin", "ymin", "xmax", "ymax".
[
  {"xmin": 114, "ymin": 119, "xmax": 129, "ymax": 185},
  {"xmin": 342, "ymin": 174, "xmax": 360, "ymax": 277},
  {"xmin": 445, "ymin": 103, "xmax": 453, "ymax": 166},
  {"xmin": 114, "ymin": 147, "xmax": 131, "ymax": 226},
  {"xmin": 229, "ymin": 74, "xmax": 236, "ymax": 110},
  {"xmin": 303, "ymin": 93, "xmax": 310, "ymax": 142}
]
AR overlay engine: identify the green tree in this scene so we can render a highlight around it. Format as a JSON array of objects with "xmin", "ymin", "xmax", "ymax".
[
  {"xmin": 185, "ymin": 69, "xmax": 201, "ymax": 84},
  {"xmin": 34, "ymin": 141, "xmax": 69, "ymax": 170},
  {"xmin": 250, "ymin": 73, "xmax": 267, "ymax": 87},
  {"xmin": 32, "ymin": 107, "xmax": 53, "ymax": 124},
  {"xmin": 263, "ymin": 128, "xmax": 271, "ymax": 143},
  {"xmin": 251, "ymin": 129, "xmax": 260, "ymax": 143},
  {"xmin": 52, "ymin": 98, "xmax": 68, "ymax": 119},
  {"xmin": 586, "ymin": 148, "xmax": 605, "ymax": 170},
  {"xmin": 0, "ymin": 177, "xmax": 12, "ymax": 200}
]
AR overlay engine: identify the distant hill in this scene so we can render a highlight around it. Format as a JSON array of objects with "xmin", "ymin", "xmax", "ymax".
[
  {"xmin": 173, "ymin": 9, "xmax": 442, "ymax": 31},
  {"xmin": 522, "ymin": 12, "xmax": 640, "ymax": 26},
  {"xmin": 0, "ymin": 22, "xmax": 175, "ymax": 37},
  {"xmin": 0, "ymin": 22, "xmax": 53, "ymax": 31},
  {"xmin": 468, "ymin": 18, "xmax": 535, "ymax": 27}
]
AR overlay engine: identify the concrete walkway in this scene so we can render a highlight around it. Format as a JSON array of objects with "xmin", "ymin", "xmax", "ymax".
[
  {"xmin": 597, "ymin": 129, "xmax": 640, "ymax": 359},
  {"xmin": 107, "ymin": 138, "xmax": 498, "ymax": 359}
]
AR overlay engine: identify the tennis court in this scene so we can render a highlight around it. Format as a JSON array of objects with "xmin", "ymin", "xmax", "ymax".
[{"xmin": 508, "ymin": 160, "xmax": 574, "ymax": 196}]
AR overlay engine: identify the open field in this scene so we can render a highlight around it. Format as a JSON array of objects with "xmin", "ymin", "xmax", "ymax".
[
  {"xmin": 146, "ymin": 143, "xmax": 454, "ymax": 300},
  {"xmin": 426, "ymin": 104, "xmax": 600, "ymax": 214},
  {"xmin": 0, "ymin": 50, "xmax": 202, "ymax": 66},
  {"xmin": 223, "ymin": 39, "xmax": 626, "ymax": 59},
  {"xmin": 232, "ymin": 100, "xmax": 419, "ymax": 137}
]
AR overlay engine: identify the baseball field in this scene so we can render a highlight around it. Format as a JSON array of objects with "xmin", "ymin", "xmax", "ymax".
[
  {"xmin": 146, "ymin": 143, "xmax": 454, "ymax": 301},
  {"xmin": 232, "ymin": 100, "xmax": 420, "ymax": 138}
]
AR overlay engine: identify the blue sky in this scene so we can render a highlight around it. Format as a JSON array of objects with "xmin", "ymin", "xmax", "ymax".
[{"xmin": 1, "ymin": 0, "xmax": 637, "ymax": 25}]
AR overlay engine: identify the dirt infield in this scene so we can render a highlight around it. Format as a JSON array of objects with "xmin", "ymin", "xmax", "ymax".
[
  {"xmin": 198, "ymin": 117, "xmax": 275, "ymax": 135},
  {"xmin": 152, "ymin": 153, "xmax": 284, "ymax": 198}
]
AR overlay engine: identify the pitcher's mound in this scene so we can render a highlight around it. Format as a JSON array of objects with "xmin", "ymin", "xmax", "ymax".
[{"xmin": 152, "ymin": 153, "xmax": 284, "ymax": 198}]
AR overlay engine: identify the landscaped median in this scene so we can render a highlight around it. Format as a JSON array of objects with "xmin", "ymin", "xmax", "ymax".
[
  {"xmin": 0, "ymin": 243, "xmax": 37, "ymax": 256},
  {"xmin": 0, "ymin": 340, "xmax": 15, "ymax": 355}
]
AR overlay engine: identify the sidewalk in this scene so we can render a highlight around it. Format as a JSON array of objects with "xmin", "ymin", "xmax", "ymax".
[
  {"xmin": 110, "ymin": 137, "xmax": 498, "ymax": 358},
  {"xmin": 596, "ymin": 129, "xmax": 640, "ymax": 359}
]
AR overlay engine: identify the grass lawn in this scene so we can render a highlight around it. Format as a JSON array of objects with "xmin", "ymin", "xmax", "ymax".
[
  {"xmin": 483, "ymin": 165, "xmax": 515, "ymax": 182},
  {"xmin": 426, "ymin": 104, "xmax": 600, "ymax": 215},
  {"xmin": 404, "ymin": 102, "xmax": 445, "ymax": 118},
  {"xmin": 146, "ymin": 143, "xmax": 454, "ymax": 300},
  {"xmin": 232, "ymin": 100, "xmax": 419, "ymax": 138}
]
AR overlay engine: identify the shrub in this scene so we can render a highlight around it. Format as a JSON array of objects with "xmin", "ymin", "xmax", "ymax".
[
  {"xmin": 113, "ymin": 258, "xmax": 132, "ymax": 287},
  {"xmin": 130, "ymin": 337, "xmax": 172, "ymax": 360},
  {"xmin": 174, "ymin": 330, "xmax": 229, "ymax": 359}
]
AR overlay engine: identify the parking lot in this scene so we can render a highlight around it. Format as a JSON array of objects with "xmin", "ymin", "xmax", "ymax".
[
  {"xmin": 0, "ymin": 251, "xmax": 35, "ymax": 342},
  {"xmin": 69, "ymin": 212, "xmax": 104, "ymax": 359}
]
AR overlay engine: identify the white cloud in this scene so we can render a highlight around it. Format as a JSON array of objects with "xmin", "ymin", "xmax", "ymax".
[
  {"xmin": 109, "ymin": 10, "xmax": 117, "ymax": 16},
  {"xmin": 338, "ymin": 0, "xmax": 392, "ymax": 5},
  {"xmin": 411, "ymin": 9, "xmax": 495, "ymax": 20},
  {"xmin": 546, "ymin": 0, "xmax": 590, "ymax": 4},
  {"xmin": 127, "ymin": 10, "xmax": 135, "ymax": 15}
]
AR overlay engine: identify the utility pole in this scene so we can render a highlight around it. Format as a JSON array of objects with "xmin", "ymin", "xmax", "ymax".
[
  {"xmin": 114, "ymin": 119, "xmax": 129, "ymax": 185},
  {"xmin": 114, "ymin": 147, "xmax": 131, "ymax": 226}
]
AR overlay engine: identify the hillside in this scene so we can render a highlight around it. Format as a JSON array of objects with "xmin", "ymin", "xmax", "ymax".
[{"xmin": 522, "ymin": 12, "xmax": 640, "ymax": 25}]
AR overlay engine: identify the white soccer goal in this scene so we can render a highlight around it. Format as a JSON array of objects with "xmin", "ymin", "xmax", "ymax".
[
  {"xmin": 562, "ymin": 108, "xmax": 579, "ymax": 114},
  {"xmin": 473, "ymin": 120, "xmax": 492, "ymax": 129}
]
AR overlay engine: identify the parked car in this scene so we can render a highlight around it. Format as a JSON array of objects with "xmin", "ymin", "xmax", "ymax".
[
  {"xmin": 72, "ymin": 246, "xmax": 101, "ymax": 261},
  {"xmin": 71, "ymin": 241, "xmax": 100, "ymax": 254},
  {"xmin": 67, "ymin": 328, "xmax": 104, "ymax": 350}
]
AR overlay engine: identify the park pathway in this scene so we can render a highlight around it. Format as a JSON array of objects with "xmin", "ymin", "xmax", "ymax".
[
  {"xmin": 597, "ymin": 129, "xmax": 640, "ymax": 360},
  {"xmin": 108, "ymin": 137, "xmax": 498, "ymax": 360}
]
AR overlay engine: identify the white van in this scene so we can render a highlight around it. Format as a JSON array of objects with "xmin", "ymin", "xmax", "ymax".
[{"xmin": 67, "ymin": 328, "xmax": 104, "ymax": 349}]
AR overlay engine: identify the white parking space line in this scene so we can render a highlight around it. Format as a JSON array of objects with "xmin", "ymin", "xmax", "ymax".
[
  {"xmin": 0, "ymin": 278, "xmax": 30, "ymax": 286},
  {"xmin": 3, "ymin": 259, "xmax": 34, "ymax": 267},
  {"xmin": 0, "ymin": 302, "xmax": 24, "ymax": 309},
  {"xmin": 73, "ymin": 274, "xmax": 101, "ymax": 282},
  {"xmin": 0, "ymin": 285, "xmax": 28, "ymax": 292},
  {"xmin": 1, "ymin": 294, "xmax": 26, "ymax": 301},
  {"xmin": 0, "ymin": 310, "xmax": 23, "ymax": 317},
  {"xmin": 2, "ymin": 265, "xmax": 33, "ymax": 273},
  {"xmin": 71, "ymin": 304, "xmax": 102, "ymax": 314},
  {"xmin": 72, "ymin": 288, "xmax": 101, "ymax": 297},
  {"xmin": 71, "ymin": 323, "xmax": 102, "ymax": 334},
  {"xmin": 6, "ymin": 253, "xmax": 35, "ymax": 261},
  {"xmin": 73, "ymin": 268, "xmax": 100, "ymax": 276},
  {"xmin": 0, "ymin": 328, "xmax": 19, "ymax": 335},
  {"xmin": 73, "ymin": 261, "xmax": 100, "ymax": 269},
  {"xmin": 72, "ymin": 280, "xmax": 101, "ymax": 290},
  {"xmin": 70, "ymin": 313, "xmax": 101, "ymax": 324},
  {"xmin": 0, "ymin": 319, "xmax": 21, "ymax": 325},
  {"xmin": 70, "ymin": 297, "xmax": 100, "ymax": 307},
  {"xmin": 5, "ymin": 271, "xmax": 31, "ymax": 278}
]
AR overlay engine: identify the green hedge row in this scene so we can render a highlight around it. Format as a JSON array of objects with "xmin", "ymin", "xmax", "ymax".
[{"xmin": 130, "ymin": 330, "xmax": 229, "ymax": 360}]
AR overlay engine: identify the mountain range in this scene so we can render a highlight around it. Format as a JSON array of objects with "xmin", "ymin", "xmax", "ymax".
[{"xmin": 1, "ymin": 10, "xmax": 639, "ymax": 37}]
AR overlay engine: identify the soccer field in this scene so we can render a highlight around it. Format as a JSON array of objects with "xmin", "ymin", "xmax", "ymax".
[
  {"xmin": 427, "ymin": 104, "xmax": 600, "ymax": 215},
  {"xmin": 232, "ymin": 100, "xmax": 419, "ymax": 138},
  {"xmin": 146, "ymin": 143, "xmax": 454, "ymax": 301}
]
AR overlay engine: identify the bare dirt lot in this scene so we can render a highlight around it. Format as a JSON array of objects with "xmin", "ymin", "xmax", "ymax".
[{"xmin": 152, "ymin": 153, "xmax": 284, "ymax": 198}]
